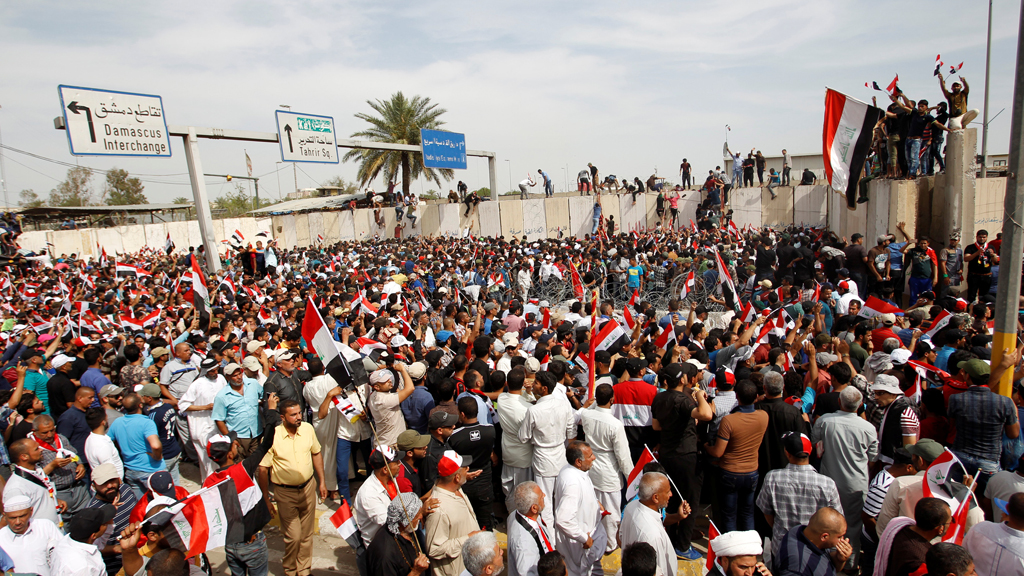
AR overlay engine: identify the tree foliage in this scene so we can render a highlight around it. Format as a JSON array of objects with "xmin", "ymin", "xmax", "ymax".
[
  {"xmin": 171, "ymin": 196, "xmax": 191, "ymax": 205},
  {"xmin": 18, "ymin": 189, "xmax": 43, "ymax": 208},
  {"xmin": 323, "ymin": 176, "xmax": 359, "ymax": 196},
  {"xmin": 343, "ymin": 92, "xmax": 454, "ymax": 197},
  {"xmin": 103, "ymin": 168, "xmax": 148, "ymax": 205},
  {"xmin": 49, "ymin": 166, "xmax": 94, "ymax": 207},
  {"xmin": 213, "ymin": 184, "xmax": 276, "ymax": 218}
]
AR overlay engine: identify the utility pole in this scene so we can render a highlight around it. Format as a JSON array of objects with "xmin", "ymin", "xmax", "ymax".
[
  {"xmin": 982, "ymin": 0, "xmax": 994, "ymax": 178},
  {"xmin": 279, "ymin": 105, "xmax": 299, "ymax": 198},
  {"xmin": 991, "ymin": 0, "xmax": 1024, "ymax": 398}
]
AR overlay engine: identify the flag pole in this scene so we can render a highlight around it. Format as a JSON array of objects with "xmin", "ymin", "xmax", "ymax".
[{"xmin": 641, "ymin": 444, "xmax": 684, "ymax": 498}]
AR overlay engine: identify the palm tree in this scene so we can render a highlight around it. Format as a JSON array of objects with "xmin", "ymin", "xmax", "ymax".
[{"xmin": 343, "ymin": 92, "xmax": 454, "ymax": 196}]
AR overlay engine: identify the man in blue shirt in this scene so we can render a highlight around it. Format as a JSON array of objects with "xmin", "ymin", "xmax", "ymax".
[
  {"xmin": 80, "ymin": 348, "xmax": 108, "ymax": 409},
  {"xmin": 593, "ymin": 199, "xmax": 603, "ymax": 235},
  {"xmin": 107, "ymin": 393, "xmax": 165, "ymax": 499},
  {"xmin": 538, "ymin": 169, "xmax": 553, "ymax": 197},
  {"xmin": 213, "ymin": 363, "xmax": 263, "ymax": 457},
  {"xmin": 627, "ymin": 257, "xmax": 645, "ymax": 292},
  {"xmin": 889, "ymin": 222, "xmax": 911, "ymax": 305},
  {"xmin": 935, "ymin": 330, "xmax": 966, "ymax": 372},
  {"xmin": 401, "ymin": 362, "xmax": 435, "ymax": 434}
]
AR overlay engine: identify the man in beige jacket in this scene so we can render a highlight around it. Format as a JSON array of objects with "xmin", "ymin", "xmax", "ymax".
[{"xmin": 425, "ymin": 450, "xmax": 481, "ymax": 576}]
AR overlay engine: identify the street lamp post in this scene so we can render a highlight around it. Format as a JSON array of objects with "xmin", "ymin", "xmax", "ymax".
[
  {"xmin": 275, "ymin": 162, "xmax": 284, "ymax": 200},
  {"xmin": 0, "ymin": 105, "xmax": 9, "ymax": 209},
  {"xmin": 982, "ymin": 0, "xmax": 994, "ymax": 178},
  {"xmin": 505, "ymin": 159, "xmax": 511, "ymax": 194}
]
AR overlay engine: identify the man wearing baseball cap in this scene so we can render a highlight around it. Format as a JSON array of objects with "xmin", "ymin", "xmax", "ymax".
[
  {"xmin": 948, "ymin": 357, "xmax": 1019, "ymax": 491},
  {"xmin": 212, "ymin": 363, "xmax": 262, "ymax": 458},
  {"xmin": 875, "ymin": 439, "xmax": 981, "ymax": 537},
  {"xmin": 424, "ymin": 450, "xmax": 479, "ymax": 576},
  {"xmin": 263, "ymin": 349, "xmax": 306, "ymax": 414},
  {"xmin": 136, "ymin": 383, "xmax": 182, "ymax": 486},
  {"xmin": 761, "ymin": 427, "xmax": 843, "ymax": 556},
  {"xmin": 423, "ymin": 411, "xmax": 458, "ymax": 492},
  {"xmin": 51, "ymin": 503, "xmax": 114, "ymax": 576},
  {"xmin": 397, "ymin": 430, "xmax": 431, "ymax": 497},
  {"xmin": 47, "ymin": 354, "xmax": 77, "ymax": 419},
  {"xmin": 86, "ymin": 463, "xmax": 136, "ymax": 575}
]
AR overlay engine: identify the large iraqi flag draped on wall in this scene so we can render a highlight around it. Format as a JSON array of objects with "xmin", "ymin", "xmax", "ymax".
[{"xmin": 823, "ymin": 88, "xmax": 883, "ymax": 209}]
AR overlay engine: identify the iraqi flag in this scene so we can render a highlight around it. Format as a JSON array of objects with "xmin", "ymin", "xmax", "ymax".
[
  {"xmin": 713, "ymin": 248, "xmax": 737, "ymax": 307},
  {"xmin": 654, "ymin": 323, "xmax": 677, "ymax": 350},
  {"xmin": 203, "ymin": 461, "xmax": 263, "ymax": 515},
  {"xmin": 351, "ymin": 292, "xmax": 379, "ymax": 316},
  {"xmin": 230, "ymin": 230, "xmax": 244, "ymax": 245},
  {"xmin": 329, "ymin": 497, "xmax": 361, "ymax": 548},
  {"xmin": 706, "ymin": 520, "xmax": 722, "ymax": 571},
  {"xmin": 857, "ymin": 295, "xmax": 904, "ymax": 320},
  {"xmin": 739, "ymin": 301, "xmax": 757, "ymax": 323},
  {"xmin": 569, "ymin": 261, "xmax": 585, "ymax": 300},
  {"xmin": 942, "ymin": 495, "xmax": 971, "ymax": 545},
  {"xmin": 148, "ymin": 479, "xmax": 244, "ymax": 559},
  {"xmin": 257, "ymin": 306, "xmax": 274, "ymax": 325},
  {"xmin": 116, "ymin": 262, "xmax": 151, "ymax": 278},
  {"xmin": 823, "ymin": 88, "xmax": 884, "ymax": 208},
  {"xmin": 356, "ymin": 336, "xmax": 388, "ymax": 358},
  {"xmin": 925, "ymin": 309, "xmax": 953, "ymax": 338},
  {"xmin": 624, "ymin": 446, "xmax": 658, "ymax": 501},
  {"xmin": 302, "ymin": 297, "xmax": 355, "ymax": 387},
  {"xmin": 678, "ymin": 271, "xmax": 695, "ymax": 300},
  {"xmin": 165, "ymin": 233, "xmax": 175, "ymax": 255},
  {"xmin": 623, "ymin": 289, "xmax": 639, "ymax": 330},
  {"xmin": 189, "ymin": 254, "xmax": 210, "ymax": 321},
  {"xmin": 120, "ymin": 315, "xmax": 144, "ymax": 332},
  {"xmin": 922, "ymin": 449, "xmax": 966, "ymax": 508}
]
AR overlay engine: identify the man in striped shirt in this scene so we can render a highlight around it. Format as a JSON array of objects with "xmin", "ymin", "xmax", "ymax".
[{"xmin": 860, "ymin": 448, "xmax": 915, "ymax": 576}]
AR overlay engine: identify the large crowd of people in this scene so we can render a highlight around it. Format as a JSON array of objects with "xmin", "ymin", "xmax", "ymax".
[{"xmin": 0, "ymin": 183, "xmax": 1018, "ymax": 576}]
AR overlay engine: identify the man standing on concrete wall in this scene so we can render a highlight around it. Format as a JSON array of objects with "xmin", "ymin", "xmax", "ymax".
[
  {"xmin": 782, "ymin": 149, "xmax": 792, "ymax": 186},
  {"xmin": 538, "ymin": 170, "xmax": 553, "ymax": 197}
]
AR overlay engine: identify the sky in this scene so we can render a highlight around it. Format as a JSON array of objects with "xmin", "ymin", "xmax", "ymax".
[{"xmin": 0, "ymin": 0, "xmax": 1019, "ymax": 207}]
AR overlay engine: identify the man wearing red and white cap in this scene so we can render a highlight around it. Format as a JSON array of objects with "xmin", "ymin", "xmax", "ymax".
[
  {"xmin": 424, "ymin": 450, "xmax": 480, "ymax": 576},
  {"xmin": 756, "ymin": 432, "xmax": 842, "ymax": 560}
]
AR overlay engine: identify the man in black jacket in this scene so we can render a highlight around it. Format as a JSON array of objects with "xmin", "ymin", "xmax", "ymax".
[
  {"xmin": 203, "ymin": 392, "xmax": 280, "ymax": 576},
  {"xmin": 447, "ymin": 396, "xmax": 494, "ymax": 530}
]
